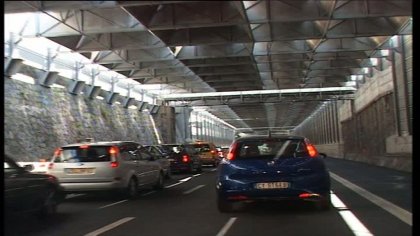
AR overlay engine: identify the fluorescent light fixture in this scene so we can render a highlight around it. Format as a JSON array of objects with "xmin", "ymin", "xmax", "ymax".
[
  {"xmin": 363, "ymin": 68, "xmax": 370, "ymax": 74},
  {"xmin": 380, "ymin": 50, "xmax": 389, "ymax": 57},
  {"xmin": 51, "ymin": 84, "xmax": 66, "ymax": 89},
  {"xmin": 96, "ymin": 96, "xmax": 105, "ymax": 100},
  {"xmin": 11, "ymin": 73, "xmax": 35, "ymax": 84}
]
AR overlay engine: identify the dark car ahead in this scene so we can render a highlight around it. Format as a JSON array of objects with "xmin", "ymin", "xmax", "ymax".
[
  {"xmin": 4, "ymin": 155, "xmax": 65, "ymax": 217},
  {"xmin": 216, "ymin": 135, "xmax": 331, "ymax": 212},
  {"xmin": 143, "ymin": 145, "xmax": 171, "ymax": 179},
  {"xmin": 160, "ymin": 144, "xmax": 202, "ymax": 174}
]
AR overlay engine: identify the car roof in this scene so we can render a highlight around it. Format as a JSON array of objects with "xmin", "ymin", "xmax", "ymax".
[
  {"xmin": 234, "ymin": 135, "xmax": 306, "ymax": 142},
  {"xmin": 61, "ymin": 141, "xmax": 137, "ymax": 148}
]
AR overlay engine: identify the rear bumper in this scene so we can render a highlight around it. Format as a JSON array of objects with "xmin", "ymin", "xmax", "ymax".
[{"xmin": 59, "ymin": 181, "xmax": 125, "ymax": 192}]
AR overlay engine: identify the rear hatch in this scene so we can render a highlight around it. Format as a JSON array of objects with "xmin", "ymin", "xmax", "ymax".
[
  {"xmin": 193, "ymin": 143, "xmax": 216, "ymax": 159},
  {"xmin": 224, "ymin": 138, "xmax": 326, "ymax": 184},
  {"xmin": 49, "ymin": 145, "xmax": 117, "ymax": 183}
]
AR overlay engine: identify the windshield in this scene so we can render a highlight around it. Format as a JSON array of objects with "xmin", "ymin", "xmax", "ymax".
[
  {"xmin": 235, "ymin": 138, "xmax": 307, "ymax": 159},
  {"xmin": 193, "ymin": 144, "xmax": 211, "ymax": 153},
  {"xmin": 55, "ymin": 146, "xmax": 111, "ymax": 162}
]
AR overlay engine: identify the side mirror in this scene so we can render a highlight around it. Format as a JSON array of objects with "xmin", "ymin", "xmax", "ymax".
[
  {"xmin": 24, "ymin": 164, "xmax": 34, "ymax": 172},
  {"xmin": 319, "ymin": 153, "xmax": 327, "ymax": 159}
]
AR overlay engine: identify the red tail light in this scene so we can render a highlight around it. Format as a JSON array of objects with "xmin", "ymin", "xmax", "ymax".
[
  {"xmin": 182, "ymin": 155, "xmax": 190, "ymax": 162},
  {"xmin": 79, "ymin": 145, "xmax": 89, "ymax": 149},
  {"xmin": 304, "ymin": 139, "xmax": 318, "ymax": 157},
  {"xmin": 109, "ymin": 146, "xmax": 119, "ymax": 155},
  {"xmin": 54, "ymin": 148, "xmax": 62, "ymax": 156},
  {"xmin": 110, "ymin": 162, "xmax": 119, "ymax": 168},
  {"xmin": 226, "ymin": 142, "xmax": 238, "ymax": 161},
  {"xmin": 109, "ymin": 146, "xmax": 120, "ymax": 168},
  {"xmin": 211, "ymin": 150, "xmax": 216, "ymax": 154}
]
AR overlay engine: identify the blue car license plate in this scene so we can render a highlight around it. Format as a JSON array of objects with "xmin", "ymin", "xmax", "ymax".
[{"xmin": 255, "ymin": 182, "xmax": 290, "ymax": 189}]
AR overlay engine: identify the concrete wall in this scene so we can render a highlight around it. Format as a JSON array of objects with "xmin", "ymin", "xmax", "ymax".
[
  {"xmin": 4, "ymin": 78, "xmax": 173, "ymax": 161},
  {"xmin": 294, "ymin": 36, "xmax": 412, "ymax": 172}
]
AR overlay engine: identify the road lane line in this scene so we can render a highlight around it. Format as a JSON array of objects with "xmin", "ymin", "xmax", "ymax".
[
  {"xmin": 141, "ymin": 191, "xmax": 156, "ymax": 196},
  {"xmin": 330, "ymin": 172, "xmax": 412, "ymax": 226},
  {"xmin": 66, "ymin": 194, "xmax": 85, "ymax": 199},
  {"xmin": 98, "ymin": 200, "xmax": 128, "ymax": 209},
  {"xmin": 193, "ymin": 173, "xmax": 202, "ymax": 177},
  {"xmin": 179, "ymin": 177, "xmax": 192, "ymax": 182},
  {"xmin": 84, "ymin": 217, "xmax": 135, "ymax": 236},
  {"xmin": 165, "ymin": 182, "xmax": 183, "ymax": 189},
  {"xmin": 183, "ymin": 184, "xmax": 205, "ymax": 194},
  {"xmin": 216, "ymin": 217, "xmax": 237, "ymax": 236},
  {"xmin": 331, "ymin": 192, "xmax": 374, "ymax": 236},
  {"xmin": 210, "ymin": 168, "xmax": 217, "ymax": 172}
]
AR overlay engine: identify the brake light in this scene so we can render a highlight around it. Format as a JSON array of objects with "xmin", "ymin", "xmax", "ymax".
[
  {"xmin": 110, "ymin": 162, "xmax": 119, "ymax": 168},
  {"xmin": 226, "ymin": 142, "xmax": 238, "ymax": 161},
  {"xmin": 306, "ymin": 144, "xmax": 318, "ymax": 157},
  {"xmin": 109, "ymin": 146, "xmax": 119, "ymax": 155},
  {"xmin": 79, "ymin": 145, "xmax": 89, "ymax": 149},
  {"xmin": 109, "ymin": 146, "xmax": 120, "ymax": 168},
  {"xmin": 54, "ymin": 148, "xmax": 62, "ymax": 156},
  {"xmin": 182, "ymin": 155, "xmax": 190, "ymax": 162},
  {"xmin": 211, "ymin": 150, "xmax": 216, "ymax": 154}
]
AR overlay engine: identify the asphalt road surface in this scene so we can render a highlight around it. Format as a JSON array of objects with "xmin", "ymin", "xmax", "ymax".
[{"xmin": 5, "ymin": 159, "xmax": 412, "ymax": 236}]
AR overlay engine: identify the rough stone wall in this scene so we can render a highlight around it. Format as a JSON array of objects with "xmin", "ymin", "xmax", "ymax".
[{"xmin": 5, "ymin": 79, "xmax": 161, "ymax": 161}]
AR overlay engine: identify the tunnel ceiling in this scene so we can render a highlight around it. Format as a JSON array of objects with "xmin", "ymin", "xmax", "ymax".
[{"xmin": 4, "ymin": 1, "xmax": 412, "ymax": 132}]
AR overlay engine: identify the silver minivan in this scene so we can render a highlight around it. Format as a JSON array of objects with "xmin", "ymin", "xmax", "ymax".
[{"xmin": 48, "ymin": 141, "xmax": 164, "ymax": 198}]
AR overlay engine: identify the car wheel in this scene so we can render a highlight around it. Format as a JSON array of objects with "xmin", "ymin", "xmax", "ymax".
[
  {"xmin": 126, "ymin": 178, "xmax": 138, "ymax": 199},
  {"xmin": 38, "ymin": 187, "xmax": 58, "ymax": 217},
  {"xmin": 315, "ymin": 193, "xmax": 331, "ymax": 211},
  {"xmin": 217, "ymin": 196, "xmax": 234, "ymax": 213},
  {"xmin": 154, "ymin": 173, "xmax": 164, "ymax": 190},
  {"xmin": 165, "ymin": 170, "xmax": 172, "ymax": 179}
]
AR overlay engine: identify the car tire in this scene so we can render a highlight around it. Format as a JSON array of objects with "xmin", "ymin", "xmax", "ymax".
[
  {"xmin": 217, "ymin": 196, "xmax": 234, "ymax": 213},
  {"xmin": 38, "ymin": 187, "xmax": 58, "ymax": 217},
  {"xmin": 315, "ymin": 193, "xmax": 331, "ymax": 211},
  {"xmin": 126, "ymin": 178, "xmax": 138, "ymax": 199},
  {"xmin": 154, "ymin": 172, "xmax": 164, "ymax": 190},
  {"xmin": 165, "ymin": 170, "xmax": 172, "ymax": 179}
]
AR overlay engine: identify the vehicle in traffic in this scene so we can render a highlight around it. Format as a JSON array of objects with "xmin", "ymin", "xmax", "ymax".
[
  {"xmin": 4, "ymin": 155, "xmax": 65, "ymax": 217},
  {"xmin": 143, "ymin": 145, "xmax": 171, "ymax": 179},
  {"xmin": 160, "ymin": 144, "xmax": 202, "ymax": 173},
  {"xmin": 216, "ymin": 135, "xmax": 331, "ymax": 212},
  {"xmin": 217, "ymin": 146, "xmax": 230, "ymax": 159},
  {"xmin": 191, "ymin": 140, "xmax": 219, "ymax": 167},
  {"xmin": 48, "ymin": 141, "xmax": 165, "ymax": 198},
  {"xmin": 17, "ymin": 157, "xmax": 52, "ymax": 174}
]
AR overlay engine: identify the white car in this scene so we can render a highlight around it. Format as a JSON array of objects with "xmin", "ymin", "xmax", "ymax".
[
  {"xmin": 17, "ymin": 159, "xmax": 51, "ymax": 174},
  {"xmin": 48, "ymin": 141, "xmax": 165, "ymax": 198}
]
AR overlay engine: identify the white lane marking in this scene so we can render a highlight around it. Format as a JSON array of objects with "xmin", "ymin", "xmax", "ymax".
[
  {"xmin": 164, "ymin": 174, "xmax": 198, "ymax": 189},
  {"xmin": 164, "ymin": 182, "xmax": 183, "ymax": 189},
  {"xmin": 98, "ymin": 200, "xmax": 128, "ymax": 209},
  {"xmin": 331, "ymin": 192, "xmax": 374, "ymax": 236},
  {"xmin": 210, "ymin": 168, "xmax": 217, "ymax": 172},
  {"xmin": 66, "ymin": 194, "xmax": 85, "ymax": 199},
  {"xmin": 179, "ymin": 177, "xmax": 192, "ymax": 182},
  {"xmin": 330, "ymin": 172, "xmax": 412, "ymax": 226},
  {"xmin": 183, "ymin": 184, "xmax": 205, "ymax": 194},
  {"xmin": 141, "ymin": 191, "xmax": 156, "ymax": 197},
  {"xmin": 216, "ymin": 217, "xmax": 237, "ymax": 236},
  {"xmin": 84, "ymin": 217, "xmax": 135, "ymax": 236}
]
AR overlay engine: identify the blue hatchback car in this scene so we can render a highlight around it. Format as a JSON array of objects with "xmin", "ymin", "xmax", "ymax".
[{"xmin": 216, "ymin": 135, "xmax": 331, "ymax": 212}]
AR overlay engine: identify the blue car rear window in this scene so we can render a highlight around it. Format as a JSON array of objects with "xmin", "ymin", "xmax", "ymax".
[{"xmin": 235, "ymin": 139, "xmax": 307, "ymax": 159}]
